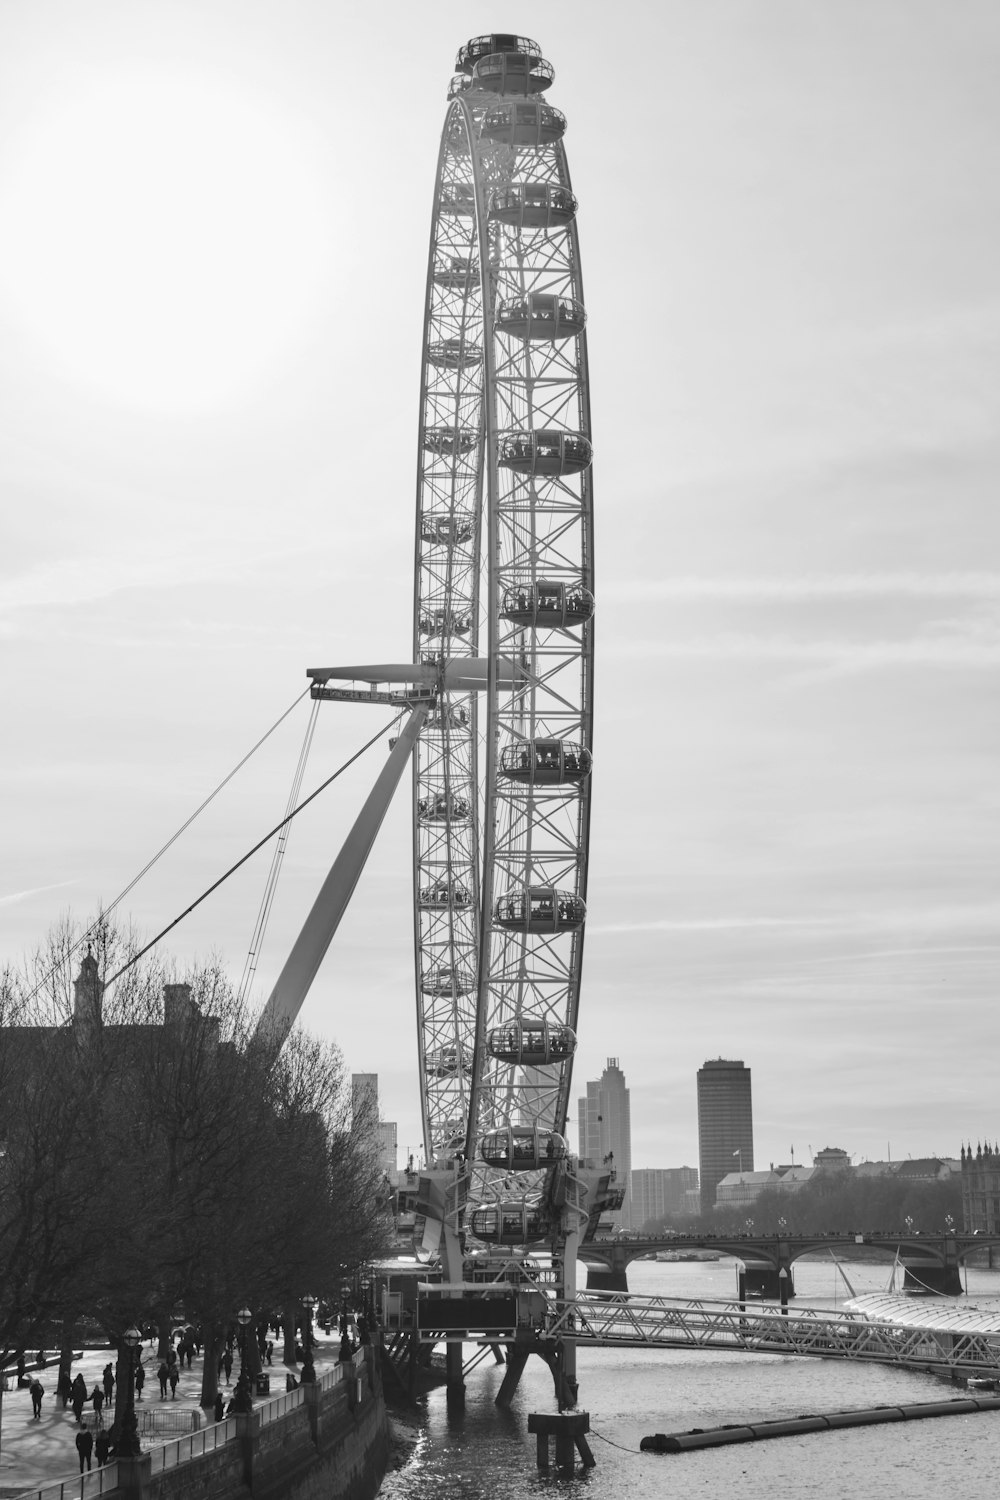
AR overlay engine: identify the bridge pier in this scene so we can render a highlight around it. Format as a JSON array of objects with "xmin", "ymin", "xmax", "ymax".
[
  {"xmin": 738, "ymin": 1262, "xmax": 793, "ymax": 1301},
  {"xmin": 585, "ymin": 1242, "xmax": 629, "ymax": 1293},
  {"xmin": 902, "ymin": 1262, "xmax": 963, "ymax": 1296}
]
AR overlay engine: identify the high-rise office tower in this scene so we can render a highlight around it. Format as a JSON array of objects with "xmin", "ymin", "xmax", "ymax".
[
  {"xmin": 697, "ymin": 1058, "xmax": 754, "ymax": 1215},
  {"xmin": 351, "ymin": 1072, "xmax": 398, "ymax": 1178},
  {"xmin": 578, "ymin": 1057, "xmax": 632, "ymax": 1228}
]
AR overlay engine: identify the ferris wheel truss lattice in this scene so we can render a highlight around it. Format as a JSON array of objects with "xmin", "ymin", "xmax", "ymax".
[{"xmin": 412, "ymin": 33, "xmax": 595, "ymax": 1248}]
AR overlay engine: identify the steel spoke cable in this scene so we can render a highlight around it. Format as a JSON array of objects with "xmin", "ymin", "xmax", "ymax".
[
  {"xmin": 236, "ymin": 697, "xmax": 321, "ymax": 1005},
  {"xmin": 104, "ymin": 711, "xmax": 405, "ymax": 990},
  {"xmin": 24, "ymin": 686, "xmax": 312, "ymax": 1005}
]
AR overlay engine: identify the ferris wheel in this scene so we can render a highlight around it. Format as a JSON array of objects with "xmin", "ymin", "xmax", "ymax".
[{"xmin": 413, "ymin": 33, "xmax": 594, "ymax": 1252}]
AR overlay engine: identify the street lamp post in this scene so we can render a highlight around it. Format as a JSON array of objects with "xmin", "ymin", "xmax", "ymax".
[
  {"xmin": 945, "ymin": 1214, "xmax": 955, "ymax": 1235},
  {"xmin": 236, "ymin": 1307, "xmax": 252, "ymax": 1384},
  {"xmin": 300, "ymin": 1296, "xmax": 318, "ymax": 1382},
  {"xmin": 339, "ymin": 1280, "xmax": 351, "ymax": 1339},
  {"xmin": 117, "ymin": 1325, "xmax": 143, "ymax": 1458}
]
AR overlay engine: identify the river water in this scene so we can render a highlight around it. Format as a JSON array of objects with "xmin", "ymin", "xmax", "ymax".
[{"xmin": 378, "ymin": 1258, "xmax": 1000, "ymax": 1499}]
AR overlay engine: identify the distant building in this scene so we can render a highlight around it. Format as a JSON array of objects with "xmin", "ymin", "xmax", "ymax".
[
  {"xmin": 961, "ymin": 1143, "xmax": 1000, "ymax": 1232},
  {"xmin": 813, "ymin": 1146, "xmax": 851, "ymax": 1171},
  {"xmin": 578, "ymin": 1057, "xmax": 632, "ymax": 1228},
  {"xmin": 351, "ymin": 1072, "xmax": 397, "ymax": 1180},
  {"xmin": 714, "ymin": 1169, "xmax": 781, "ymax": 1208},
  {"xmin": 631, "ymin": 1167, "xmax": 699, "ymax": 1228},
  {"xmin": 697, "ymin": 1059, "xmax": 754, "ymax": 1215}
]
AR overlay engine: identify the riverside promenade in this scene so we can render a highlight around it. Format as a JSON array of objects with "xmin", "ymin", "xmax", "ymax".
[{"xmin": 0, "ymin": 1326, "xmax": 348, "ymax": 1499}]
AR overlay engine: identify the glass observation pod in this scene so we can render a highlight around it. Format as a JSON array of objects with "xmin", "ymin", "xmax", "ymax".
[
  {"xmin": 423, "ymin": 426, "xmax": 479, "ymax": 457},
  {"xmin": 419, "ymin": 877, "xmax": 473, "ymax": 908},
  {"xmin": 480, "ymin": 102, "xmax": 567, "ymax": 150},
  {"xmin": 501, "ymin": 580, "xmax": 595, "ymax": 628},
  {"xmin": 471, "ymin": 52, "xmax": 554, "ymax": 96},
  {"xmin": 419, "ymin": 607, "xmax": 473, "ymax": 638},
  {"xmin": 488, "ymin": 1018, "xmax": 577, "ymax": 1065},
  {"xmin": 496, "ymin": 291, "xmax": 586, "ymax": 339},
  {"xmin": 468, "ymin": 1201, "xmax": 547, "ymax": 1245},
  {"xmin": 498, "ymin": 429, "xmax": 593, "ymax": 477},
  {"xmin": 418, "ymin": 792, "xmax": 472, "ymax": 824},
  {"xmin": 425, "ymin": 704, "xmax": 470, "ymax": 731},
  {"xmin": 480, "ymin": 1126, "xmax": 568, "ymax": 1171},
  {"xmin": 438, "ymin": 183, "xmax": 477, "ymax": 218},
  {"xmin": 499, "ymin": 739, "xmax": 593, "ymax": 785},
  {"xmin": 427, "ymin": 339, "xmax": 483, "ymax": 371},
  {"xmin": 420, "ymin": 512, "xmax": 475, "ymax": 547},
  {"xmin": 489, "ymin": 186, "xmax": 578, "ymax": 234},
  {"xmin": 493, "ymin": 887, "xmax": 586, "ymax": 934},
  {"xmin": 456, "ymin": 34, "xmax": 542, "ymax": 72},
  {"xmin": 447, "ymin": 73, "xmax": 472, "ymax": 100},
  {"xmin": 433, "ymin": 256, "xmax": 474, "ymax": 290},
  {"xmin": 420, "ymin": 965, "xmax": 475, "ymax": 998},
  {"xmin": 426, "ymin": 1044, "xmax": 474, "ymax": 1078}
]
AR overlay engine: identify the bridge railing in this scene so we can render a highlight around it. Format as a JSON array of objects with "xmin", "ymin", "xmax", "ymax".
[{"xmin": 544, "ymin": 1293, "xmax": 1000, "ymax": 1375}]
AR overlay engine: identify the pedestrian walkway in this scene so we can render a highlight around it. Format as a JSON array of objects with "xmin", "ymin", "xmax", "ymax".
[{"xmin": 0, "ymin": 1327, "xmax": 344, "ymax": 1499}]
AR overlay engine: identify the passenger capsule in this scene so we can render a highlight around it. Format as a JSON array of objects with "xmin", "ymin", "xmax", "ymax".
[
  {"xmin": 419, "ymin": 877, "xmax": 473, "ymax": 908},
  {"xmin": 496, "ymin": 291, "xmax": 585, "ymax": 339},
  {"xmin": 479, "ymin": 1126, "xmax": 568, "ymax": 1171},
  {"xmin": 499, "ymin": 739, "xmax": 592, "ymax": 785},
  {"xmin": 426, "ymin": 1044, "xmax": 473, "ymax": 1078},
  {"xmin": 471, "ymin": 52, "xmax": 554, "ymax": 96},
  {"xmin": 433, "ymin": 256, "xmax": 475, "ymax": 290},
  {"xmin": 456, "ymin": 34, "xmax": 542, "ymax": 73},
  {"xmin": 420, "ymin": 512, "xmax": 475, "ymax": 547},
  {"xmin": 468, "ymin": 1200, "xmax": 548, "ymax": 1245},
  {"xmin": 447, "ymin": 74, "xmax": 472, "ymax": 100},
  {"xmin": 488, "ymin": 1019, "xmax": 577, "ymax": 1066},
  {"xmin": 489, "ymin": 186, "xmax": 577, "ymax": 233},
  {"xmin": 418, "ymin": 792, "xmax": 471, "ymax": 824},
  {"xmin": 493, "ymin": 887, "xmax": 586, "ymax": 934},
  {"xmin": 419, "ymin": 607, "xmax": 473, "ymax": 639},
  {"xmin": 427, "ymin": 339, "xmax": 483, "ymax": 371},
  {"xmin": 420, "ymin": 965, "xmax": 475, "ymax": 997},
  {"xmin": 480, "ymin": 101, "xmax": 567, "ymax": 149},
  {"xmin": 501, "ymin": 580, "xmax": 595, "ymax": 628},
  {"xmin": 439, "ymin": 183, "xmax": 476, "ymax": 217},
  {"xmin": 425, "ymin": 704, "xmax": 470, "ymax": 731},
  {"xmin": 498, "ymin": 429, "xmax": 593, "ymax": 477},
  {"xmin": 422, "ymin": 426, "xmax": 479, "ymax": 457}
]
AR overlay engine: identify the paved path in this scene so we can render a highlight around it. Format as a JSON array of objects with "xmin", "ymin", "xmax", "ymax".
[{"xmin": 0, "ymin": 1327, "xmax": 344, "ymax": 1498}]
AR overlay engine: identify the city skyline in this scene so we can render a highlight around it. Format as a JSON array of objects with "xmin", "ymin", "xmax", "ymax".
[{"xmin": 2, "ymin": 3, "xmax": 997, "ymax": 1168}]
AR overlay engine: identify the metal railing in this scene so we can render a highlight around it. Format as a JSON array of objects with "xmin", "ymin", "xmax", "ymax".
[
  {"xmin": 148, "ymin": 1417, "xmax": 239, "ymax": 1474},
  {"xmin": 257, "ymin": 1386, "xmax": 304, "ymax": 1427},
  {"xmin": 545, "ymin": 1293, "xmax": 1000, "ymax": 1378},
  {"xmin": 15, "ymin": 1464, "xmax": 120, "ymax": 1500}
]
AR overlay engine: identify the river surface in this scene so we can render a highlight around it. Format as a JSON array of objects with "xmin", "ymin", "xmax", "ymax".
[{"xmin": 378, "ymin": 1258, "xmax": 1000, "ymax": 1499}]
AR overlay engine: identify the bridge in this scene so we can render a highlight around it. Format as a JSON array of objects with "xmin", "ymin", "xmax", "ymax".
[
  {"xmin": 581, "ymin": 1231, "xmax": 1000, "ymax": 1297},
  {"xmin": 549, "ymin": 1291, "xmax": 1000, "ymax": 1381}
]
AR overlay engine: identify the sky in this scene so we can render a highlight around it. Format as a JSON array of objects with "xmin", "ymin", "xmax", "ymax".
[{"xmin": 1, "ymin": 1, "xmax": 998, "ymax": 1176}]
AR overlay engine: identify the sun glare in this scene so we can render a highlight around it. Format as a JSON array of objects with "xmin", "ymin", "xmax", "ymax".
[{"xmin": 0, "ymin": 69, "xmax": 334, "ymax": 411}]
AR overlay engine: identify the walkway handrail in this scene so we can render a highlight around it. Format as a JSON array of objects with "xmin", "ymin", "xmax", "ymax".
[
  {"xmin": 545, "ymin": 1293, "xmax": 1000, "ymax": 1377},
  {"xmin": 148, "ymin": 1417, "xmax": 240, "ymax": 1473},
  {"xmin": 15, "ymin": 1464, "xmax": 121, "ymax": 1500}
]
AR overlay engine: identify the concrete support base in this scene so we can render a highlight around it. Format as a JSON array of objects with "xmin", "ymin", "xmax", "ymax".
[{"xmin": 527, "ymin": 1411, "xmax": 595, "ymax": 1473}]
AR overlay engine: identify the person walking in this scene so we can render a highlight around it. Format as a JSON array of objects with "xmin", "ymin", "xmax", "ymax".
[
  {"xmin": 102, "ymin": 1362, "xmax": 115, "ymax": 1405},
  {"xmin": 157, "ymin": 1360, "xmax": 169, "ymax": 1399},
  {"xmin": 134, "ymin": 1359, "xmax": 145, "ymax": 1401},
  {"xmin": 91, "ymin": 1383, "xmax": 104, "ymax": 1420},
  {"xmin": 76, "ymin": 1428, "xmax": 94, "ymax": 1472},
  {"xmin": 213, "ymin": 1391, "xmax": 225, "ymax": 1422},
  {"xmin": 95, "ymin": 1429, "xmax": 111, "ymax": 1467},
  {"xmin": 222, "ymin": 1348, "xmax": 233, "ymax": 1385},
  {"xmin": 57, "ymin": 1366, "xmax": 72, "ymax": 1409},
  {"xmin": 28, "ymin": 1376, "xmax": 44, "ymax": 1419},
  {"xmin": 71, "ymin": 1373, "xmax": 87, "ymax": 1423},
  {"xmin": 168, "ymin": 1364, "xmax": 179, "ymax": 1399}
]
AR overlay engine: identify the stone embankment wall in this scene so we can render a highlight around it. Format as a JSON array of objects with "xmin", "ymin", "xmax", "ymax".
[{"xmin": 111, "ymin": 1349, "xmax": 389, "ymax": 1500}]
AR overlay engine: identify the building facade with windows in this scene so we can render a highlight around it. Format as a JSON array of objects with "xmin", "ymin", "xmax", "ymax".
[
  {"xmin": 631, "ymin": 1166, "xmax": 699, "ymax": 1229},
  {"xmin": 578, "ymin": 1057, "xmax": 632, "ymax": 1228},
  {"xmin": 697, "ymin": 1058, "xmax": 754, "ymax": 1215}
]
